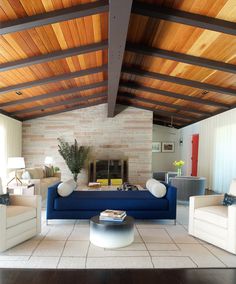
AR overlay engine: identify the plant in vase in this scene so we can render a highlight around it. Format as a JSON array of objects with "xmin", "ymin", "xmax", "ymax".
[
  {"xmin": 173, "ymin": 160, "xmax": 185, "ymax": 176},
  {"xmin": 57, "ymin": 138, "xmax": 90, "ymax": 182}
]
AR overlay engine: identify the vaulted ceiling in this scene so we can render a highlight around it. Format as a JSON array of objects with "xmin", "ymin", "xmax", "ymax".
[{"xmin": 0, "ymin": 0, "xmax": 236, "ymax": 128}]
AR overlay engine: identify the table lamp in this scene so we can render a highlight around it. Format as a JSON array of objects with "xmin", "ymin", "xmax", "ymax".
[
  {"xmin": 7, "ymin": 157, "xmax": 25, "ymax": 186},
  {"xmin": 44, "ymin": 156, "xmax": 54, "ymax": 166}
]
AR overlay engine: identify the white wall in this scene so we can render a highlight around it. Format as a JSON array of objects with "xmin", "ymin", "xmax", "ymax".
[
  {"xmin": 0, "ymin": 114, "xmax": 22, "ymax": 185},
  {"xmin": 152, "ymin": 125, "xmax": 180, "ymax": 172},
  {"xmin": 179, "ymin": 108, "xmax": 236, "ymax": 193}
]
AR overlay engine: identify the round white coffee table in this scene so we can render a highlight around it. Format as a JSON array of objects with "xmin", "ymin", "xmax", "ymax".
[{"xmin": 90, "ymin": 215, "xmax": 134, "ymax": 249}]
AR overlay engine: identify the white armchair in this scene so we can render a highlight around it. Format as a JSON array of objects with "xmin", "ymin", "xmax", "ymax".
[
  {"xmin": 189, "ymin": 179, "xmax": 236, "ymax": 254},
  {"xmin": 0, "ymin": 195, "xmax": 41, "ymax": 253}
]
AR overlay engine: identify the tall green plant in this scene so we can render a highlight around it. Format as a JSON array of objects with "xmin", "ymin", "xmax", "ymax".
[{"xmin": 57, "ymin": 138, "xmax": 90, "ymax": 182}]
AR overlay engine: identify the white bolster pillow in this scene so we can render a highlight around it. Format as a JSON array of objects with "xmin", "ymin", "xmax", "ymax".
[
  {"xmin": 57, "ymin": 179, "xmax": 77, "ymax": 197},
  {"xmin": 146, "ymin": 178, "xmax": 167, "ymax": 198}
]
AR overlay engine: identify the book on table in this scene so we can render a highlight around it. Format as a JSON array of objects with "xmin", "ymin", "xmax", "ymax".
[
  {"xmin": 100, "ymin": 209, "xmax": 126, "ymax": 218},
  {"xmin": 99, "ymin": 209, "xmax": 127, "ymax": 222}
]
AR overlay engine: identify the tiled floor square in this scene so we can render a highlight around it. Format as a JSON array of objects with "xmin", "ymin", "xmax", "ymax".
[
  {"xmin": 62, "ymin": 241, "xmax": 89, "ymax": 257},
  {"xmin": 138, "ymin": 228, "xmax": 173, "ymax": 243},
  {"xmin": 33, "ymin": 240, "xmax": 65, "ymax": 257}
]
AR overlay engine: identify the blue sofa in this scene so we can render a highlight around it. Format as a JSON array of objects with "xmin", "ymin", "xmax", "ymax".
[{"xmin": 46, "ymin": 182, "xmax": 177, "ymax": 221}]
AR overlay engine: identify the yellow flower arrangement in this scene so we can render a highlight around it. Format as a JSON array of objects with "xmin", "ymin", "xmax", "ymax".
[{"xmin": 173, "ymin": 160, "xmax": 185, "ymax": 168}]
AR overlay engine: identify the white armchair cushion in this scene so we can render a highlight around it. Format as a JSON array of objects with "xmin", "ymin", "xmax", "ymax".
[
  {"xmin": 6, "ymin": 206, "xmax": 36, "ymax": 228},
  {"xmin": 229, "ymin": 179, "xmax": 236, "ymax": 196},
  {"xmin": 194, "ymin": 205, "xmax": 228, "ymax": 228}
]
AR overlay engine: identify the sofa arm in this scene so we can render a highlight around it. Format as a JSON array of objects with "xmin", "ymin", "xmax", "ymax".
[
  {"xmin": 10, "ymin": 195, "xmax": 42, "ymax": 233},
  {"xmin": 0, "ymin": 205, "xmax": 7, "ymax": 252},
  {"xmin": 189, "ymin": 194, "xmax": 224, "ymax": 210},
  {"xmin": 228, "ymin": 205, "xmax": 236, "ymax": 253},
  {"xmin": 188, "ymin": 194, "xmax": 224, "ymax": 235},
  {"xmin": 46, "ymin": 182, "xmax": 61, "ymax": 220},
  {"xmin": 165, "ymin": 184, "xmax": 177, "ymax": 220}
]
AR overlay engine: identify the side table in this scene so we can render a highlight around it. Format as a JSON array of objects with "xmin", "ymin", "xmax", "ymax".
[{"xmin": 7, "ymin": 183, "xmax": 35, "ymax": 195}]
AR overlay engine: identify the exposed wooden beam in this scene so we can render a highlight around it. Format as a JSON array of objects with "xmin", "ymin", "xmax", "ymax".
[
  {"xmin": 153, "ymin": 117, "xmax": 183, "ymax": 126},
  {"xmin": 118, "ymin": 98, "xmax": 194, "ymax": 121},
  {"xmin": 153, "ymin": 119, "xmax": 181, "ymax": 128},
  {"xmin": 0, "ymin": 65, "xmax": 107, "ymax": 95},
  {"xmin": 118, "ymin": 92, "xmax": 210, "ymax": 116},
  {"xmin": 107, "ymin": 0, "xmax": 133, "ymax": 117},
  {"xmin": 132, "ymin": 1, "xmax": 236, "ymax": 36},
  {"xmin": 126, "ymin": 43, "xmax": 236, "ymax": 74},
  {"xmin": 12, "ymin": 92, "xmax": 107, "ymax": 115},
  {"xmin": 0, "ymin": 81, "xmax": 107, "ymax": 108},
  {"xmin": 22, "ymin": 98, "xmax": 107, "ymax": 121},
  {"xmin": 0, "ymin": 41, "xmax": 108, "ymax": 72},
  {"xmin": 120, "ymin": 81, "xmax": 229, "ymax": 109},
  {"xmin": 122, "ymin": 66, "xmax": 236, "ymax": 97},
  {"xmin": 0, "ymin": 0, "xmax": 109, "ymax": 35}
]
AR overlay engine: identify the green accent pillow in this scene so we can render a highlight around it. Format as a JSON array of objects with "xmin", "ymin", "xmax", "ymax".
[{"xmin": 44, "ymin": 166, "xmax": 54, "ymax": 178}]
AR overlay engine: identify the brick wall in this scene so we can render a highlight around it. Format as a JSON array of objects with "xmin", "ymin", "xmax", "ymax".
[{"xmin": 22, "ymin": 104, "xmax": 153, "ymax": 186}]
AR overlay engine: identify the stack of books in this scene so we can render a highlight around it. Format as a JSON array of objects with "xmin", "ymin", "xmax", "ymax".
[{"xmin": 99, "ymin": 209, "xmax": 127, "ymax": 222}]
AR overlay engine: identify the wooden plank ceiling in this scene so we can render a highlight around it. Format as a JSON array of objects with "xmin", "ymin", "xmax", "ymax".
[{"xmin": 0, "ymin": 0, "xmax": 236, "ymax": 128}]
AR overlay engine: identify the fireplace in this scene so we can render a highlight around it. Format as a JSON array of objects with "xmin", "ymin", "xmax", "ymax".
[{"xmin": 89, "ymin": 160, "xmax": 128, "ymax": 185}]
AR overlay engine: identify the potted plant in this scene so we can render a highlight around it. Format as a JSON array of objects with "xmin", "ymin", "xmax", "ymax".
[{"xmin": 57, "ymin": 138, "xmax": 90, "ymax": 182}]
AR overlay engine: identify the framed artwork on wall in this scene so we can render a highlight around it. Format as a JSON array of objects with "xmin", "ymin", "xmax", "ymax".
[
  {"xmin": 152, "ymin": 142, "xmax": 161, "ymax": 153},
  {"xmin": 162, "ymin": 142, "xmax": 175, "ymax": 153}
]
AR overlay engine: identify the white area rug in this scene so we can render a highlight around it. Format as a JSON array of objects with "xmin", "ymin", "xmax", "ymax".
[{"xmin": 1, "ymin": 205, "xmax": 236, "ymax": 269}]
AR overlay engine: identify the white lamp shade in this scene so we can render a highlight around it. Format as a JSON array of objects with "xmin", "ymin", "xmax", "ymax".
[
  {"xmin": 44, "ymin": 156, "xmax": 54, "ymax": 165},
  {"xmin": 7, "ymin": 157, "xmax": 25, "ymax": 169}
]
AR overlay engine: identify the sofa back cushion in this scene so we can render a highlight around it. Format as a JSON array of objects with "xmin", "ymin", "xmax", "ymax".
[
  {"xmin": 229, "ymin": 179, "xmax": 236, "ymax": 196},
  {"xmin": 26, "ymin": 168, "xmax": 44, "ymax": 179},
  {"xmin": 54, "ymin": 191, "xmax": 169, "ymax": 211}
]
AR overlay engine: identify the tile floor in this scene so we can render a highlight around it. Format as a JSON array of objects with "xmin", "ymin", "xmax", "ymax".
[{"xmin": 1, "ymin": 205, "xmax": 236, "ymax": 269}]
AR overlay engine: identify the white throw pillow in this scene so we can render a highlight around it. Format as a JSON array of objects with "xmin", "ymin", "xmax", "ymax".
[
  {"xmin": 57, "ymin": 179, "xmax": 77, "ymax": 197},
  {"xmin": 146, "ymin": 178, "xmax": 167, "ymax": 198},
  {"xmin": 21, "ymin": 171, "xmax": 31, "ymax": 180}
]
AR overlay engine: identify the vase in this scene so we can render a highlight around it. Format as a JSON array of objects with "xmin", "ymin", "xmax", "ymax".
[{"xmin": 177, "ymin": 168, "xmax": 182, "ymax": 176}]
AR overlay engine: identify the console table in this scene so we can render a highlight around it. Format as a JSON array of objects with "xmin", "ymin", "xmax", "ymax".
[{"xmin": 170, "ymin": 176, "xmax": 206, "ymax": 203}]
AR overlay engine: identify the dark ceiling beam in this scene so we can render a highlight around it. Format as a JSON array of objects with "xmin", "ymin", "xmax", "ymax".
[
  {"xmin": 122, "ymin": 66, "xmax": 236, "ymax": 97},
  {"xmin": 120, "ymin": 81, "xmax": 229, "ymax": 109},
  {"xmin": 153, "ymin": 117, "xmax": 183, "ymax": 126},
  {"xmin": 0, "ymin": 0, "xmax": 109, "ymax": 35},
  {"xmin": 0, "ymin": 109, "xmax": 21, "ymax": 121},
  {"xmin": 126, "ymin": 43, "xmax": 236, "ymax": 74},
  {"xmin": 118, "ymin": 92, "xmax": 210, "ymax": 116},
  {"xmin": 153, "ymin": 114, "xmax": 187, "ymax": 125},
  {"xmin": 118, "ymin": 98, "xmax": 194, "ymax": 122},
  {"xmin": 0, "ymin": 81, "xmax": 107, "ymax": 108},
  {"xmin": 107, "ymin": 0, "xmax": 133, "ymax": 117},
  {"xmin": 0, "ymin": 41, "xmax": 108, "ymax": 72},
  {"xmin": 153, "ymin": 119, "xmax": 181, "ymax": 128},
  {"xmin": 132, "ymin": 2, "xmax": 236, "ymax": 36},
  {"xmin": 22, "ymin": 98, "xmax": 107, "ymax": 121},
  {"xmin": 0, "ymin": 65, "xmax": 107, "ymax": 95},
  {"xmin": 12, "ymin": 91, "xmax": 107, "ymax": 115}
]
